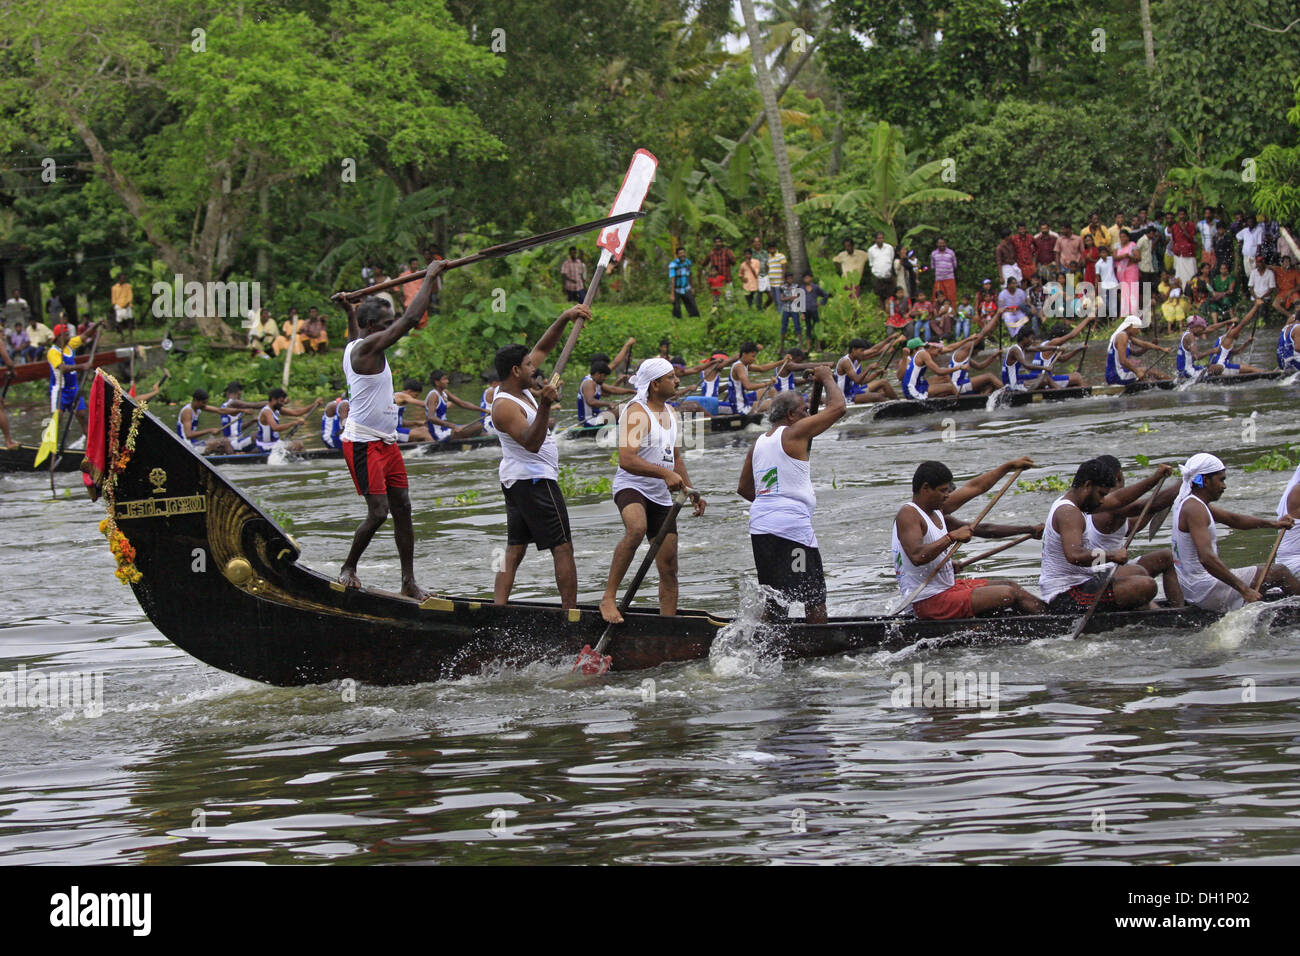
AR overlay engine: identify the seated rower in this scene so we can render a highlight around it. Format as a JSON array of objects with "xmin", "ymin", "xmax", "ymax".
[
  {"xmin": 1177, "ymin": 315, "xmax": 1232, "ymax": 379},
  {"xmin": 836, "ymin": 336, "xmax": 901, "ymax": 403},
  {"xmin": 175, "ymin": 388, "xmax": 235, "ymax": 455},
  {"xmin": 728, "ymin": 342, "xmax": 778, "ymax": 415},
  {"xmin": 901, "ymin": 337, "xmax": 968, "ymax": 399},
  {"xmin": 1086, "ymin": 456, "xmax": 1182, "ymax": 604},
  {"xmin": 1030, "ymin": 317, "xmax": 1093, "ymax": 388},
  {"xmin": 772, "ymin": 348, "xmax": 804, "ymax": 394},
  {"xmin": 218, "ymin": 380, "xmax": 261, "ymax": 453},
  {"xmin": 1172, "ymin": 453, "xmax": 1299, "ymax": 611},
  {"xmin": 736, "ymin": 367, "xmax": 844, "ymax": 623},
  {"xmin": 576, "ymin": 360, "xmax": 634, "ymax": 428},
  {"xmin": 1277, "ymin": 312, "xmax": 1300, "ymax": 373},
  {"xmin": 946, "ymin": 321, "xmax": 1002, "ymax": 396},
  {"xmin": 479, "ymin": 370, "xmax": 500, "ymax": 434},
  {"xmin": 1105, "ymin": 315, "xmax": 1171, "ymax": 385},
  {"xmin": 425, "ymin": 369, "xmax": 486, "ymax": 441},
  {"xmin": 674, "ymin": 353, "xmax": 728, "ymax": 417},
  {"xmin": 1208, "ymin": 315, "xmax": 1265, "ymax": 376},
  {"xmin": 393, "ymin": 378, "xmax": 432, "ymax": 442},
  {"xmin": 321, "ymin": 395, "xmax": 349, "ymax": 450},
  {"xmin": 1275, "ymin": 459, "xmax": 1300, "ymax": 578},
  {"xmin": 256, "ymin": 387, "xmax": 318, "ymax": 454},
  {"xmin": 892, "ymin": 459, "xmax": 1046, "ymax": 619},
  {"xmin": 1040, "ymin": 458, "xmax": 1159, "ymax": 613},
  {"xmin": 1002, "ymin": 326, "xmax": 1061, "ymax": 390}
]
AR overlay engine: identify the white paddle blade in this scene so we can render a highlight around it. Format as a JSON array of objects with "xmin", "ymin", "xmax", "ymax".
[{"xmin": 595, "ymin": 149, "xmax": 657, "ymax": 265}]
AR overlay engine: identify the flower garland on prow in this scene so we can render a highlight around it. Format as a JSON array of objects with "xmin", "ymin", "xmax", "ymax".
[{"xmin": 98, "ymin": 374, "xmax": 147, "ymax": 585}]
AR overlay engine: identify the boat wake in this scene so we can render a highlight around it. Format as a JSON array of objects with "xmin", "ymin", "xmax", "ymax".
[
  {"xmin": 707, "ymin": 581, "xmax": 787, "ymax": 679},
  {"xmin": 1204, "ymin": 594, "xmax": 1300, "ymax": 650}
]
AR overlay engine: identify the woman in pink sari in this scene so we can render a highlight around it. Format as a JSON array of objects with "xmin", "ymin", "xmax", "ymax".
[{"xmin": 1115, "ymin": 228, "xmax": 1141, "ymax": 316}]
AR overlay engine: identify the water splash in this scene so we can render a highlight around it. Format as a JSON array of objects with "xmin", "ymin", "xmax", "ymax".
[{"xmin": 707, "ymin": 580, "xmax": 785, "ymax": 678}]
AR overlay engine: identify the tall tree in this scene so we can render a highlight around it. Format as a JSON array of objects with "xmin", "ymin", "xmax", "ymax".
[{"xmin": 739, "ymin": 0, "xmax": 806, "ymax": 277}]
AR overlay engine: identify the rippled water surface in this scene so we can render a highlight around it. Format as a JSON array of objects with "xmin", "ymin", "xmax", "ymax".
[{"xmin": 4, "ymin": 371, "xmax": 1300, "ymax": 864}]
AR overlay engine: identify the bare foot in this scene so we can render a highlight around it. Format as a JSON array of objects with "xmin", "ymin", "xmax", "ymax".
[
  {"xmin": 338, "ymin": 567, "xmax": 362, "ymax": 590},
  {"xmin": 401, "ymin": 580, "xmax": 431, "ymax": 602},
  {"xmin": 3, "ymin": 442, "xmax": 18, "ymax": 450},
  {"xmin": 599, "ymin": 596, "xmax": 624, "ymax": 624}
]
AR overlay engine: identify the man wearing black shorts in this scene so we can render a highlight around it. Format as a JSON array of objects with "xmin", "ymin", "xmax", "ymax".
[
  {"xmin": 737, "ymin": 366, "xmax": 845, "ymax": 622},
  {"xmin": 600, "ymin": 357, "xmax": 707, "ymax": 624},
  {"xmin": 490, "ymin": 303, "xmax": 591, "ymax": 609}
]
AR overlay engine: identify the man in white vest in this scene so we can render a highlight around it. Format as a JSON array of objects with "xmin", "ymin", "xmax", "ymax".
[
  {"xmin": 491, "ymin": 304, "xmax": 591, "ymax": 609},
  {"xmin": 600, "ymin": 357, "xmax": 707, "ymax": 624},
  {"xmin": 736, "ymin": 366, "xmax": 843, "ymax": 622},
  {"xmin": 334, "ymin": 258, "xmax": 444, "ymax": 600}
]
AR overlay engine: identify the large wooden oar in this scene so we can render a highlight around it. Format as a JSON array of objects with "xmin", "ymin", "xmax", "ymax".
[
  {"xmin": 889, "ymin": 466, "xmax": 1024, "ymax": 616},
  {"xmin": 573, "ymin": 485, "xmax": 692, "ymax": 675},
  {"xmin": 332, "ymin": 211, "xmax": 644, "ymax": 303},
  {"xmin": 952, "ymin": 532, "xmax": 1034, "ymax": 573},
  {"xmin": 1250, "ymin": 527, "xmax": 1287, "ymax": 592},
  {"xmin": 1068, "ymin": 471, "xmax": 1169, "ymax": 640}
]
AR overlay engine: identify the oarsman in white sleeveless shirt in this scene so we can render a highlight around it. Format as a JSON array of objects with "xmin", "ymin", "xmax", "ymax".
[
  {"xmin": 1274, "ymin": 460, "xmax": 1300, "ymax": 578},
  {"xmin": 491, "ymin": 304, "xmax": 591, "ymax": 610},
  {"xmin": 1172, "ymin": 453, "xmax": 1299, "ymax": 612},
  {"xmin": 892, "ymin": 459, "xmax": 1044, "ymax": 619},
  {"xmin": 335, "ymin": 259, "xmax": 444, "ymax": 600},
  {"xmin": 736, "ymin": 366, "xmax": 843, "ymax": 623},
  {"xmin": 1040, "ymin": 459, "xmax": 1157, "ymax": 613},
  {"xmin": 577, "ymin": 359, "xmax": 634, "ymax": 427},
  {"xmin": 1084, "ymin": 455, "xmax": 1182, "ymax": 604},
  {"xmin": 176, "ymin": 388, "xmax": 235, "ymax": 455},
  {"xmin": 256, "ymin": 387, "xmax": 318, "ymax": 453},
  {"xmin": 600, "ymin": 357, "xmax": 707, "ymax": 624}
]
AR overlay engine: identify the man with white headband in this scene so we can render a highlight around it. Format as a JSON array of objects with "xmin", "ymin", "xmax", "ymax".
[
  {"xmin": 1172, "ymin": 453, "xmax": 1299, "ymax": 611},
  {"xmin": 1105, "ymin": 315, "xmax": 1171, "ymax": 385},
  {"xmin": 601, "ymin": 357, "xmax": 706, "ymax": 624}
]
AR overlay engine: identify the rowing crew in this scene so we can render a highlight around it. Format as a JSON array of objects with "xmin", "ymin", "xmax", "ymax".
[{"xmin": 175, "ymin": 384, "xmax": 318, "ymax": 455}]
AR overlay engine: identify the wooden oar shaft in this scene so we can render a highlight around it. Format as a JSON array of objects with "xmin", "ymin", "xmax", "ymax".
[
  {"xmin": 1069, "ymin": 472, "xmax": 1169, "ymax": 639},
  {"xmin": 952, "ymin": 533, "xmax": 1034, "ymax": 572},
  {"xmin": 546, "ymin": 261, "xmax": 608, "ymax": 390},
  {"xmin": 1251, "ymin": 527, "xmax": 1287, "ymax": 592},
  {"xmin": 592, "ymin": 486, "xmax": 691, "ymax": 656}
]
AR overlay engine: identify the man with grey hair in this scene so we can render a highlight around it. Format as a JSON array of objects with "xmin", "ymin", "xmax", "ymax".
[{"xmin": 736, "ymin": 366, "xmax": 844, "ymax": 623}]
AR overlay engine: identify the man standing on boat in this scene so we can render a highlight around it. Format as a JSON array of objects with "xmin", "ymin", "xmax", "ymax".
[
  {"xmin": 736, "ymin": 367, "xmax": 844, "ymax": 623},
  {"xmin": 892, "ymin": 459, "xmax": 1045, "ymax": 619},
  {"xmin": 600, "ymin": 357, "xmax": 706, "ymax": 624},
  {"xmin": 335, "ymin": 259, "xmax": 445, "ymax": 600},
  {"xmin": 1172, "ymin": 453, "xmax": 1300, "ymax": 611},
  {"xmin": 491, "ymin": 304, "xmax": 592, "ymax": 610},
  {"xmin": 47, "ymin": 319, "xmax": 103, "ymax": 440},
  {"xmin": 1040, "ymin": 458, "xmax": 1160, "ymax": 613}
]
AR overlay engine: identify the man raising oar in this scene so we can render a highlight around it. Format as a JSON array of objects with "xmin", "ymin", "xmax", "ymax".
[
  {"xmin": 892, "ymin": 459, "xmax": 1044, "ymax": 619},
  {"xmin": 1040, "ymin": 458, "xmax": 1160, "ymax": 613},
  {"xmin": 491, "ymin": 304, "xmax": 592, "ymax": 610},
  {"xmin": 335, "ymin": 259, "xmax": 444, "ymax": 600},
  {"xmin": 1171, "ymin": 453, "xmax": 1300, "ymax": 611},
  {"xmin": 599, "ymin": 357, "xmax": 706, "ymax": 624},
  {"xmin": 736, "ymin": 367, "xmax": 844, "ymax": 623},
  {"xmin": 47, "ymin": 319, "xmax": 104, "ymax": 441}
]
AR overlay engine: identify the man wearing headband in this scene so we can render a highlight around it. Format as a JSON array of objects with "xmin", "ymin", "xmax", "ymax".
[
  {"xmin": 600, "ymin": 357, "xmax": 706, "ymax": 624},
  {"xmin": 1104, "ymin": 315, "xmax": 1170, "ymax": 385},
  {"xmin": 737, "ymin": 366, "xmax": 844, "ymax": 623},
  {"xmin": 1176, "ymin": 315, "xmax": 1232, "ymax": 379},
  {"xmin": 1173, "ymin": 453, "xmax": 1299, "ymax": 611}
]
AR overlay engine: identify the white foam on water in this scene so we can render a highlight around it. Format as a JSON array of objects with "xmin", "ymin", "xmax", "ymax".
[
  {"xmin": 707, "ymin": 581, "xmax": 784, "ymax": 679},
  {"xmin": 1205, "ymin": 596, "xmax": 1300, "ymax": 651},
  {"xmin": 265, "ymin": 442, "xmax": 297, "ymax": 466}
]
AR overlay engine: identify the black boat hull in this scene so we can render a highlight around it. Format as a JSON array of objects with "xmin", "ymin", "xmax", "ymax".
[{"xmin": 93, "ymin": 372, "xmax": 1299, "ymax": 687}]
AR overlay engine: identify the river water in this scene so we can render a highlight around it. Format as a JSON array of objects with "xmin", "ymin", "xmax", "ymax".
[{"xmin": 3, "ymin": 370, "xmax": 1300, "ymax": 865}]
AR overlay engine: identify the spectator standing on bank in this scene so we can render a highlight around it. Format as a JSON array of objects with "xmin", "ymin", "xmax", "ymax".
[
  {"xmin": 707, "ymin": 237, "xmax": 736, "ymax": 284},
  {"xmin": 867, "ymin": 232, "xmax": 896, "ymax": 307},
  {"xmin": 111, "ymin": 275, "xmax": 134, "ymax": 329},
  {"xmin": 834, "ymin": 238, "xmax": 869, "ymax": 297},
  {"xmin": 739, "ymin": 251, "xmax": 762, "ymax": 309},
  {"xmin": 996, "ymin": 231, "xmax": 1021, "ymax": 287},
  {"xmin": 765, "ymin": 241, "xmax": 788, "ymax": 310},
  {"xmin": 668, "ymin": 247, "xmax": 700, "ymax": 318},
  {"xmin": 561, "ymin": 247, "xmax": 587, "ymax": 304},
  {"xmin": 929, "ymin": 237, "xmax": 957, "ymax": 308}
]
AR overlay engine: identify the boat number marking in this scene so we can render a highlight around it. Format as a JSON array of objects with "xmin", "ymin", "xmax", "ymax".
[{"xmin": 115, "ymin": 494, "xmax": 207, "ymax": 519}]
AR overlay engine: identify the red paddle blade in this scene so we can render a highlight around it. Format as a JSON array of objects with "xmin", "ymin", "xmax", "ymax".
[{"xmin": 572, "ymin": 645, "xmax": 612, "ymax": 675}]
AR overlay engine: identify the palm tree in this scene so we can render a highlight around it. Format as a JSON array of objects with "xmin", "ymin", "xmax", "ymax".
[
  {"xmin": 312, "ymin": 175, "xmax": 449, "ymax": 285},
  {"xmin": 739, "ymin": 0, "xmax": 807, "ymax": 278},
  {"xmin": 797, "ymin": 121, "xmax": 972, "ymax": 246}
]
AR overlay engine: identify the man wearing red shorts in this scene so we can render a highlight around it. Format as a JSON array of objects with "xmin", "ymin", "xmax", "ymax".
[
  {"xmin": 891, "ymin": 459, "xmax": 1046, "ymax": 619},
  {"xmin": 333, "ymin": 257, "xmax": 445, "ymax": 600}
]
